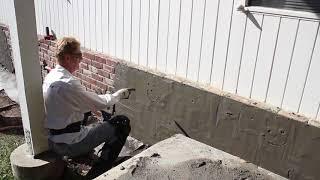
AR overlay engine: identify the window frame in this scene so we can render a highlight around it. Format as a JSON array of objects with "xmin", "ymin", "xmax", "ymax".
[{"xmin": 240, "ymin": 0, "xmax": 320, "ymax": 20}]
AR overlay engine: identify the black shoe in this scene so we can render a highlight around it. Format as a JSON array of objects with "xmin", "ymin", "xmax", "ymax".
[{"xmin": 85, "ymin": 159, "xmax": 112, "ymax": 179}]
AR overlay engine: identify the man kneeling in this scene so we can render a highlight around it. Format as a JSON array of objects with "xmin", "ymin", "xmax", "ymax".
[{"xmin": 43, "ymin": 37, "xmax": 131, "ymax": 178}]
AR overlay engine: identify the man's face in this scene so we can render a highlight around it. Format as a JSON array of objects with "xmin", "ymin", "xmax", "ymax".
[{"xmin": 65, "ymin": 50, "xmax": 82, "ymax": 73}]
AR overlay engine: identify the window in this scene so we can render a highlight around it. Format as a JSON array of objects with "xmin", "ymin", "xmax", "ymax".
[{"xmin": 249, "ymin": 0, "xmax": 320, "ymax": 14}]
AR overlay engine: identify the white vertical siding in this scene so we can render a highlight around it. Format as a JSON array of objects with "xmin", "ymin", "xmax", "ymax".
[
  {"xmin": 237, "ymin": 14, "xmax": 263, "ymax": 98},
  {"xmin": 131, "ymin": 0, "xmax": 141, "ymax": 64},
  {"xmin": 3, "ymin": 0, "xmax": 320, "ymax": 121},
  {"xmin": 210, "ymin": 0, "xmax": 234, "ymax": 89}
]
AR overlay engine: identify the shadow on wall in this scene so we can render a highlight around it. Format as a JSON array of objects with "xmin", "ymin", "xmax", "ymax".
[{"xmin": 114, "ymin": 62, "xmax": 320, "ymax": 180}]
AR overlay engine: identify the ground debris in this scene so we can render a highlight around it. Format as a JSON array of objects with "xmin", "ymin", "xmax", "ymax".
[{"xmin": 150, "ymin": 153, "xmax": 160, "ymax": 158}]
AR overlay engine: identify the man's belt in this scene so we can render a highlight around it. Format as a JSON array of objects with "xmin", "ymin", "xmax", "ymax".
[{"xmin": 49, "ymin": 121, "xmax": 82, "ymax": 135}]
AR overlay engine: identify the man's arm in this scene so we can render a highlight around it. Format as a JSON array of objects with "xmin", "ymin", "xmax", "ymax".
[{"xmin": 62, "ymin": 80, "xmax": 130, "ymax": 112}]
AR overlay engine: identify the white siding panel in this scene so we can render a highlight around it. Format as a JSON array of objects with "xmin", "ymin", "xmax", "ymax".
[
  {"xmin": 223, "ymin": 5, "xmax": 247, "ymax": 93},
  {"xmin": 50, "ymin": 0, "xmax": 55, "ymax": 32},
  {"xmin": 42, "ymin": 0, "xmax": 48, "ymax": 34},
  {"xmin": 251, "ymin": 16, "xmax": 281, "ymax": 101},
  {"xmin": 139, "ymin": 0, "xmax": 150, "ymax": 67},
  {"xmin": 74, "ymin": 0, "xmax": 80, "ymax": 40},
  {"xmin": 101, "ymin": 0, "xmax": 109, "ymax": 54},
  {"xmin": 176, "ymin": 0, "xmax": 193, "ymax": 78},
  {"xmin": 187, "ymin": 0, "xmax": 205, "ymax": 82},
  {"xmin": 46, "ymin": 0, "xmax": 51, "ymax": 31},
  {"xmin": 63, "ymin": 0, "xmax": 69, "ymax": 35},
  {"xmin": 109, "ymin": 0, "xmax": 116, "ymax": 55},
  {"xmin": 68, "ymin": 0, "xmax": 74, "ymax": 37},
  {"xmin": 198, "ymin": 0, "xmax": 219, "ymax": 84},
  {"xmin": 83, "ymin": 0, "xmax": 90, "ymax": 47},
  {"xmin": 116, "ymin": 0, "xmax": 124, "ymax": 58},
  {"xmin": 131, "ymin": 0, "xmax": 141, "ymax": 64},
  {"xmin": 166, "ymin": 0, "xmax": 181, "ymax": 75},
  {"xmin": 89, "ymin": 0, "xmax": 97, "ymax": 50},
  {"xmin": 147, "ymin": 0, "xmax": 160, "ymax": 68},
  {"xmin": 96, "ymin": 0, "xmax": 103, "ymax": 52},
  {"xmin": 299, "ymin": 26, "xmax": 320, "ymax": 119},
  {"xmin": 282, "ymin": 21, "xmax": 319, "ymax": 112},
  {"xmin": 210, "ymin": 0, "xmax": 234, "ymax": 89},
  {"xmin": 237, "ymin": 14, "xmax": 263, "ymax": 98},
  {"xmin": 54, "ymin": 0, "xmax": 61, "ymax": 37},
  {"xmin": 34, "ymin": 0, "xmax": 40, "ymax": 33},
  {"xmin": 78, "ymin": 0, "xmax": 85, "ymax": 46},
  {"xmin": 266, "ymin": 18, "xmax": 299, "ymax": 108},
  {"xmin": 123, "ymin": 0, "xmax": 132, "ymax": 61},
  {"xmin": 156, "ymin": 0, "xmax": 170, "ymax": 72}
]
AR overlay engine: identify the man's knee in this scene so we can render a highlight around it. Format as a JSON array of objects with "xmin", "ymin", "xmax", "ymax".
[{"xmin": 109, "ymin": 115, "xmax": 131, "ymax": 135}]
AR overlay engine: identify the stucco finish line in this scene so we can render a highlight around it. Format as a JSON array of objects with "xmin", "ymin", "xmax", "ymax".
[{"xmin": 113, "ymin": 60, "xmax": 320, "ymax": 180}]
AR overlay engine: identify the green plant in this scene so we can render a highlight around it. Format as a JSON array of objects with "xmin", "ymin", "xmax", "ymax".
[{"xmin": 0, "ymin": 134, "xmax": 24, "ymax": 180}]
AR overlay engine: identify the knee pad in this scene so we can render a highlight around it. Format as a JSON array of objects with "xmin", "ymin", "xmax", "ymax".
[
  {"xmin": 109, "ymin": 115, "xmax": 131, "ymax": 135},
  {"xmin": 109, "ymin": 115, "xmax": 130, "ymax": 126}
]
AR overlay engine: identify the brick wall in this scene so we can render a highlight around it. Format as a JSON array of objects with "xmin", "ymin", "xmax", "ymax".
[
  {"xmin": 38, "ymin": 39, "xmax": 118, "ymax": 94},
  {"xmin": 0, "ymin": 24, "xmax": 14, "ymax": 73}
]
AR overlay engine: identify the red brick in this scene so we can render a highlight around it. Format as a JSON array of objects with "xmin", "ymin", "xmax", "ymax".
[
  {"xmin": 39, "ymin": 52, "xmax": 44, "ymax": 58},
  {"xmin": 94, "ymin": 55, "xmax": 107, "ymax": 64},
  {"xmin": 80, "ymin": 62, "xmax": 88, "ymax": 70},
  {"xmin": 40, "ymin": 43, "xmax": 49, "ymax": 49},
  {"xmin": 49, "ymin": 45, "xmax": 57, "ymax": 52},
  {"xmin": 104, "ymin": 78, "xmax": 114, "ymax": 86},
  {"xmin": 81, "ymin": 80, "xmax": 91, "ymax": 89},
  {"xmin": 103, "ymin": 64, "xmax": 115, "ymax": 73},
  {"xmin": 75, "ymin": 72, "xmax": 82, "ymax": 79},
  {"xmin": 96, "ymin": 81, "xmax": 108, "ymax": 90},
  {"xmin": 87, "ymin": 88, "xmax": 95, "ymax": 92},
  {"xmin": 44, "ymin": 54, "xmax": 50, "ymax": 61},
  {"xmin": 82, "ymin": 69, "xmax": 92, "ymax": 77},
  {"xmin": 91, "ymin": 85, "xmax": 104, "ymax": 94},
  {"xmin": 83, "ymin": 51, "xmax": 95, "ymax": 60},
  {"xmin": 48, "ymin": 50, "xmax": 55, "ymax": 57},
  {"xmin": 40, "ymin": 48, "xmax": 48, "ymax": 54},
  {"xmin": 97, "ymin": 69, "xmax": 110, "ymax": 78},
  {"xmin": 89, "ymin": 66, "xmax": 98, "ymax": 74},
  {"xmin": 92, "ymin": 61, "xmax": 103, "ymax": 69},
  {"xmin": 110, "ymin": 74, "xmax": 116, "ymax": 80},
  {"xmin": 44, "ymin": 40, "xmax": 51, "ymax": 45},
  {"xmin": 92, "ymin": 73, "xmax": 103, "ymax": 82},
  {"xmin": 50, "ymin": 57, "xmax": 58, "ymax": 63},
  {"xmin": 106, "ymin": 58, "xmax": 118, "ymax": 67},
  {"xmin": 48, "ymin": 40, "xmax": 56, "ymax": 46},
  {"xmin": 47, "ymin": 61, "xmax": 54, "ymax": 68},
  {"xmin": 87, "ymin": 77, "xmax": 97, "ymax": 85},
  {"xmin": 81, "ymin": 74, "xmax": 90, "ymax": 82},
  {"xmin": 108, "ymin": 86, "xmax": 115, "ymax": 92},
  {"xmin": 82, "ymin": 58, "xmax": 91, "ymax": 65}
]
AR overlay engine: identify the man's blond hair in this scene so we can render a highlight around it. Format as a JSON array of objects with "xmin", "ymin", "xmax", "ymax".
[{"xmin": 56, "ymin": 37, "xmax": 81, "ymax": 62}]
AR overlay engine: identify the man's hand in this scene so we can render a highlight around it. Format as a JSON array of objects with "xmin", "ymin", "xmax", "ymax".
[{"xmin": 113, "ymin": 88, "xmax": 135, "ymax": 99}]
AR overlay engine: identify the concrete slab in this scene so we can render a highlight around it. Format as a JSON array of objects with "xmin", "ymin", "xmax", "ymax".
[
  {"xmin": 10, "ymin": 144, "xmax": 65, "ymax": 180},
  {"xmin": 96, "ymin": 134, "xmax": 286, "ymax": 180}
]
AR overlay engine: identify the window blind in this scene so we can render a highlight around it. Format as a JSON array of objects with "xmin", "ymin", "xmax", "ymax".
[{"xmin": 249, "ymin": 0, "xmax": 320, "ymax": 13}]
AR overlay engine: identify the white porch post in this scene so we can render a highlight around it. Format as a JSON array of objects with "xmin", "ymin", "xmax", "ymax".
[{"xmin": 10, "ymin": 0, "xmax": 48, "ymax": 155}]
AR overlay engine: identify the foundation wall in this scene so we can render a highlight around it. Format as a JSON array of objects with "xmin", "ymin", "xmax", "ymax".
[
  {"xmin": 114, "ymin": 61, "xmax": 320, "ymax": 180},
  {"xmin": 39, "ymin": 39, "xmax": 320, "ymax": 180}
]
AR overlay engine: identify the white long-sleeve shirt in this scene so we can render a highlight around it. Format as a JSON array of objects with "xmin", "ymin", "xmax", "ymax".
[{"xmin": 43, "ymin": 65, "xmax": 119, "ymax": 144}]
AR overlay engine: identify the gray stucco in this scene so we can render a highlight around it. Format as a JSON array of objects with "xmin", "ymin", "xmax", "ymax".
[{"xmin": 114, "ymin": 61, "xmax": 320, "ymax": 180}]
